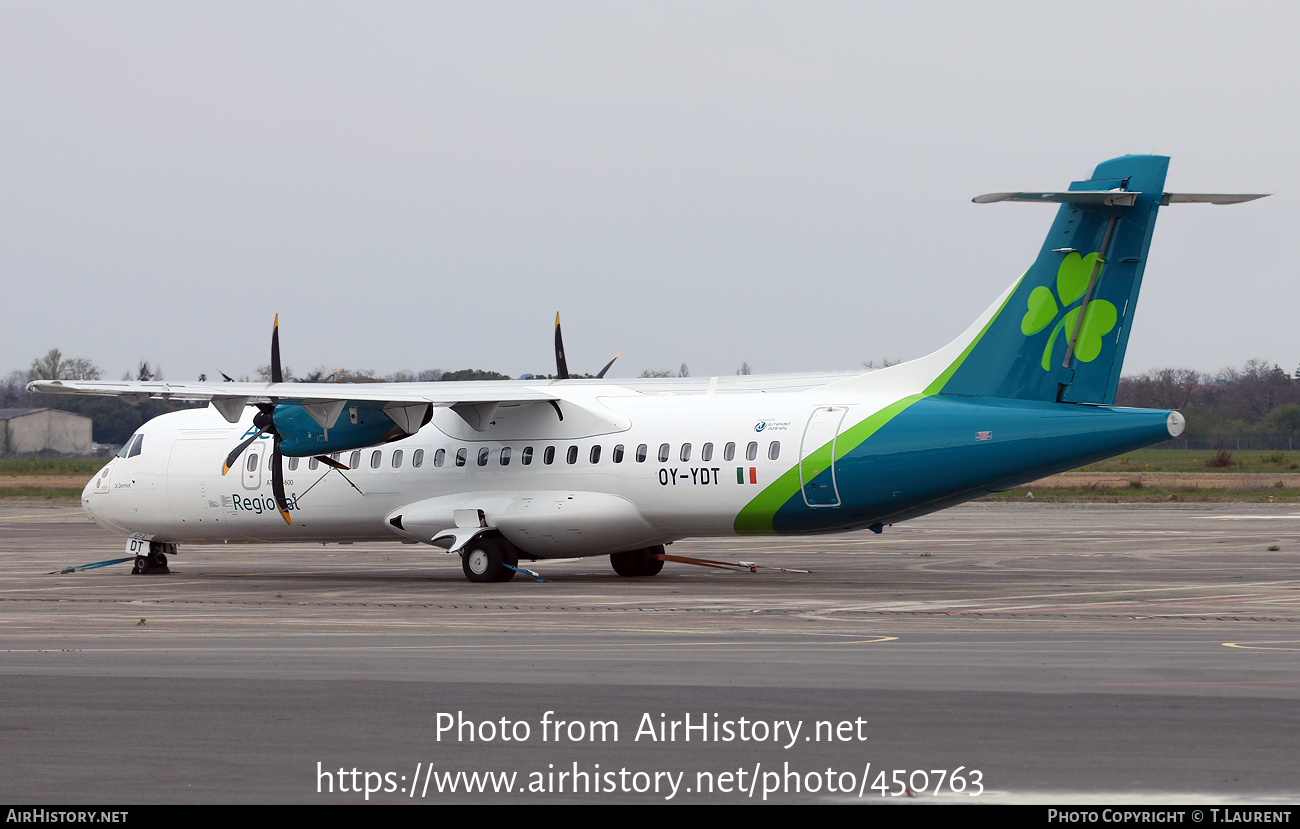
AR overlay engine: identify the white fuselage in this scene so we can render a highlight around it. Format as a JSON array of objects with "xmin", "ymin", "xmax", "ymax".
[{"xmin": 82, "ymin": 375, "xmax": 897, "ymax": 557}]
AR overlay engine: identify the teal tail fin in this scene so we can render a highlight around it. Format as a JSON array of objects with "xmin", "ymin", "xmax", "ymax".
[{"xmin": 937, "ymin": 155, "xmax": 1171, "ymax": 405}]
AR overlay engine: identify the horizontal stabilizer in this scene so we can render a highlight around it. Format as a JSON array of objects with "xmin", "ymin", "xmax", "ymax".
[
  {"xmin": 973, "ymin": 190, "xmax": 1141, "ymax": 206},
  {"xmin": 975, "ymin": 191, "xmax": 1267, "ymax": 207},
  {"xmin": 1160, "ymin": 193, "xmax": 1269, "ymax": 205}
]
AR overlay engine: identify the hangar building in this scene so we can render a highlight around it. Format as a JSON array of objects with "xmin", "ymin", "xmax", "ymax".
[{"xmin": 0, "ymin": 408, "xmax": 94, "ymax": 455}]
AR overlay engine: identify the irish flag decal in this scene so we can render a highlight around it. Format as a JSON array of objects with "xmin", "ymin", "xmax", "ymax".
[{"xmin": 736, "ymin": 467, "xmax": 758, "ymax": 484}]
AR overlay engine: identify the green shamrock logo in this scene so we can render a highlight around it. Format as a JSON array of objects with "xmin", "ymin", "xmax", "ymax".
[{"xmin": 1020, "ymin": 252, "xmax": 1118, "ymax": 371}]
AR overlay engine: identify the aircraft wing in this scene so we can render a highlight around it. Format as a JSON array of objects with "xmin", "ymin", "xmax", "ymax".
[
  {"xmin": 27, "ymin": 379, "xmax": 567, "ymax": 432},
  {"xmin": 27, "ymin": 379, "xmax": 555, "ymax": 406}
]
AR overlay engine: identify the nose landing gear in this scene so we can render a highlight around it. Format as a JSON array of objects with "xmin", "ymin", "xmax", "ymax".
[{"xmin": 131, "ymin": 542, "xmax": 175, "ymax": 575}]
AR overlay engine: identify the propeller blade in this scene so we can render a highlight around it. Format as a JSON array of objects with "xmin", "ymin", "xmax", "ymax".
[
  {"xmin": 270, "ymin": 314, "xmax": 283, "ymax": 384},
  {"xmin": 313, "ymin": 455, "xmax": 350, "ymax": 470},
  {"xmin": 222, "ymin": 430, "xmax": 264, "ymax": 475},
  {"xmin": 596, "ymin": 349, "xmax": 624, "ymax": 379},
  {"xmin": 271, "ymin": 445, "xmax": 292, "ymax": 525},
  {"xmin": 554, "ymin": 312, "xmax": 569, "ymax": 380},
  {"xmin": 218, "ymin": 370, "xmax": 234, "ymax": 382}
]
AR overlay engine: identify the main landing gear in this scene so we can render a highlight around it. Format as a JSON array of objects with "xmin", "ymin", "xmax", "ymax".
[
  {"xmin": 460, "ymin": 534, "xmax": 519, "ymax": 583},
  {"xmin": 609, "ymin": 544, "xmax": 665, "ymax": 577},
  {"xmin": 132, "ymin": 542, "xmax": 175, "ymax": 575}
]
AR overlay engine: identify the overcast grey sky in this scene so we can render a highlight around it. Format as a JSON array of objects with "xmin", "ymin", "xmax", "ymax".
[{"xmin": 1, "ymin": 2, "xmax": 1294, "ymax": 382}]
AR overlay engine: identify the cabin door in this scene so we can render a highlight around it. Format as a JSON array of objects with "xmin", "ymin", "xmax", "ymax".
[{"xmin": 799, "ymin": 406, "xmax": 846, "ymax": 507}]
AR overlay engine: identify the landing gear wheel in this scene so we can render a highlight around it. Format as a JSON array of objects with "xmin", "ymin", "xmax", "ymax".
[
  {"xmin": 147, "ymin": 550, "xmax": 170, "ymax": 574},
  {"xmin": 132, "ymin": 555, "xmax": 149, "ymax": 575},
  {"xmin": 461, "ymin": 535, "xmax": 519, "ymax": 583},
  {"xmin": 610, "ymin": 545, "xmax": 665, "ymax": 577},
  {"xmin": 642, "ymin": 545, "xmax": 665, "ymax": 576}
]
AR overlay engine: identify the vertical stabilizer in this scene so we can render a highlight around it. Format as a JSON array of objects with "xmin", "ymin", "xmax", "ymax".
[{"xmin": 936, "ymin": 155, "xmax": 1170, "ymax": 404}]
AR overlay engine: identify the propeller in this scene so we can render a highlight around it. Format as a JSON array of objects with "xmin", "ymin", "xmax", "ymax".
[
  {"xmin": 554, "ymin": 313, "xmax": 569, "ymax": 380},
  {"xmin": 221, "ymin": 315, "xmax": 292, "ymax": 525},
  {"xmin": 554, "ymin": 313, "xmax": 622, "ymax": 379}
]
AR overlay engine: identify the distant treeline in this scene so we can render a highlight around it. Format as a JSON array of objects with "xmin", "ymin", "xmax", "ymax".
[{"xmin": 1115, "ymin": 361, "xmax": 1300, "ymax": 444}]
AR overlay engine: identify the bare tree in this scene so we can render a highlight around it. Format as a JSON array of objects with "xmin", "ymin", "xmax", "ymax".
[
  {"xmin": 1116, "ymin": 368, "xmax": 1204, "ymax": 410},
  {"xmin": 255, "ymin": 364, "xmax": 295, "ymax": 382},
  {"xmin": 60, "ymin": 358, "xmax": 101, "ymax": 380},
  {"xmin": 737, "ymin": 361, "xmax": 751, "ymax": 376},
  {"xmin": 1, "ymin": 370, "xmax": 36, "ymax": 407},
  {"xmin": 28, "ymin": 349, "xmax": 103, "ymax": 382}
]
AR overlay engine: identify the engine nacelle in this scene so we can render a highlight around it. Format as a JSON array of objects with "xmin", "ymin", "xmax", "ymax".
[{"xmin": 272, "ymin": 402, "xmax": 432, "ymax": 457}]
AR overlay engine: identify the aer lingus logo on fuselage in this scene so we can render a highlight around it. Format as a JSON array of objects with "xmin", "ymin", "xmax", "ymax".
[{"xmin": 1020, "ymin": 252, "xmax": 1118, "ymax": 371}]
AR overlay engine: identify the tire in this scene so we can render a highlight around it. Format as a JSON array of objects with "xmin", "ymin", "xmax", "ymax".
[
  {"xmin": 642, "ymin": 545, "xmax": 665, "ymax": 576},
  {"xmin": 131, "ymin": 555, "xmax": 149, "ymax": 575},
  {"xmin": 610, "ymin": 548, "xmax": 644, "ymax": 577},
  {"xmin": 610, "ymin": 546, "xmax": 665, "ymax": 577},
  {"xmin": 461, "ymin": 535, "xmax": 519, "ymax": 583},
  {"xmin": 498, "ymin": 539, "xmax": 519, "ymax": 582}
]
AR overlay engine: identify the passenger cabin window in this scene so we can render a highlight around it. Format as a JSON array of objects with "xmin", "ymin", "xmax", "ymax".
[
  {"xmin": 308, "ymin": 457, "xmax": 319, "ymax": 471},
  {"xmin": 613, "ymin": 444, "xmax": 624, "ymax": 463},
  {"xmin": 455, "ymin": 448, "xmax": 467, "ymax": 467},
  {"xmin": 701, "ymin": 443, "xmax": 713, "ymax": 462},
  {"xmin": 413, "ymin": 449, "xmax": 424, "ymax": 468},
  {"xmin": 658, "ymin": 444, "xmax": 670, "ymax": 463},
  {"xmin": 247, "ymin": 454, "xmax": 258, "ymax": 472},
  {"xmin": 477, "ymin": 447, "xmax": 489, "ymax": 466},
  {"xmin": 370, "ymin": 450, "xmax": 382, "ymax": 469},
  {"xmin": 723, "ymin": 442, "xmax": 735, "ymax": 462},
  {"xmin": 544, "ymin": 446, "xmax": 555, "ymax": 465},
  {"xmin": 680, "ymin": 443, "xmax": 691, "ymax": 462},
  {"xmin": 746, "ymin": 441, "xmax": 758, "ymax": 461},
  {"xmin": 288, "ymin": 457, "xmax": 299, "ymax": 471},
  {"xmin": 590, "ymin": 445, "xmax": 601, "ymax": 464},
  {"xmin": 434, "ymin": 448, "xmax": 445, "ymax": 467},
  {"xmin": 349, "ymin": 451, "xmax": 361, "ymax": 469},
  {"xmin": 566, "ymin": 446, "xmax": 578, "ymax": 464},
  {"xmin": 768, "ymin": 441, "xmax": 781, "ymax": 460},
  {"xmin": 522, "ymin": 446, "xmax": 533, "ymax": 465},
  {"xmin": 392, "ymin": 449, "xmax": 403, "ymax": 468},
  {"xmin": 500, "ymin": 447, "xmax": 511, "ymax": 466},
  {"xmin": 636, "ymin": 444, "xmax": 648, "ymax": 462}
]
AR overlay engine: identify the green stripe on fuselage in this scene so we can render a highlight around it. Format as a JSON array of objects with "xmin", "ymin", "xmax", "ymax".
[
  {"xmin": 732, "ymin": 280, "xmax": 1019, "ymax": 535},
  {"xmin": 733, "ymin": 393, "xmax": 922, "ymax": 534}
]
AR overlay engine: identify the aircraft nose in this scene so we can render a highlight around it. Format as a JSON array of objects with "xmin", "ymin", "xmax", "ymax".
[
  {"xmin": 82, "ymin": 475, "xmax": 100, "ymax": 523},
  {"xmin": 81, "ymin": 462, "xmax": 113, "ymax": 525}
]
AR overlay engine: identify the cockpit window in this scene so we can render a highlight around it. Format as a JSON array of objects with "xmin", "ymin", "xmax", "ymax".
[{"xmin": 118, "ymin": 433, "xmax": 143, "ymax": 459}]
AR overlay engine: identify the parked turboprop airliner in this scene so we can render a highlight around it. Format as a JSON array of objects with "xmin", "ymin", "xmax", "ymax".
[{"xmin": 32, "ymin": 156, "xmax": 1264, "ymax": 582}]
